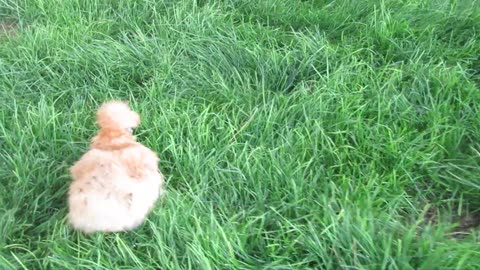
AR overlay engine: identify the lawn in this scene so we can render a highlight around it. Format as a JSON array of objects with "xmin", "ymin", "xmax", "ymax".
[{"xmin": 1, "ymin": 0, "xmax": 480, "ymax": 269}]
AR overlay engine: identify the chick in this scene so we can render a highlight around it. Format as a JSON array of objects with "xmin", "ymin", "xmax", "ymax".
[{"xmin": 67, "ymin": 101, "xmax": 165, "ymax": 233}]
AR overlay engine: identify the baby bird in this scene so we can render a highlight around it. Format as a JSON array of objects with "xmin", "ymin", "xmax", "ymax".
[{"xmin": 67, "ymin": 101, "xmax": 165, "ymax": 233}]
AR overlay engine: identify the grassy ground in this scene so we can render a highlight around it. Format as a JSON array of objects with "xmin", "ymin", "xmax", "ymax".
[{"xmin": 1, "ymin": 0, "xmax": 480, "ymax": 269}]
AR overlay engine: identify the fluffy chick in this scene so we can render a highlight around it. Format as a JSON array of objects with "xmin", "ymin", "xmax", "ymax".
[{"xmin": 67, "ymin": 101, "xmax": 165, "ymax": 233}]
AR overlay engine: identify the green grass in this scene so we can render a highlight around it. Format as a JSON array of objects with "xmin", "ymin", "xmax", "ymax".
[{"xmin": 1, "ymin": 0, "xmax": 480, "ymax": 269}]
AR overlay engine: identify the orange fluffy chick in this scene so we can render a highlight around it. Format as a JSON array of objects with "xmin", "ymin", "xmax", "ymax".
[{"xmin": 67, "ymin": 101, "xmax": 165, "ymax": 233}]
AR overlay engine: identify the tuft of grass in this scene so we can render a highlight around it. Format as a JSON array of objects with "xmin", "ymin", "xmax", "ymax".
[{"xmin": 1, "ymin": 0, "xmax": 480, "ymax": 269}]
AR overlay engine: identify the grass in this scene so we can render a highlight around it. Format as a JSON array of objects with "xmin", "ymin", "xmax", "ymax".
[{"xmin": 1, "ymin": 0, "xmax": 480, "ymax": 268}]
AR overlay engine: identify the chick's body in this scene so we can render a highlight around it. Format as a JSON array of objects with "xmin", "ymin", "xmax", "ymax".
[{"xmin": 68, "ymin": 147, "xmax": 163, "ymax": 233}]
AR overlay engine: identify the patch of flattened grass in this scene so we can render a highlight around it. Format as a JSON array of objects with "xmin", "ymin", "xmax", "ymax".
[{"xmin": 0, "ymin": 19, "xmax": 17, "ymax": 39}]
